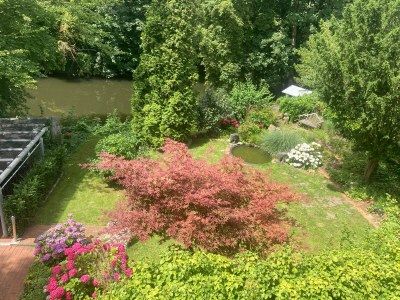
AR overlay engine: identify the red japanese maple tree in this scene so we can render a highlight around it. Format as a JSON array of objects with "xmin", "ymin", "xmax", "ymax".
[{"xmin": 95, "ymin": 139, "xmax": 297, "ymax": 254}]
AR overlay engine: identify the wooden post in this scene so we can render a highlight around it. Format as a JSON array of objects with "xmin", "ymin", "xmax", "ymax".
[{"xmin": 0, "ymin": 189, "xmax": 7, "ymax": 237}]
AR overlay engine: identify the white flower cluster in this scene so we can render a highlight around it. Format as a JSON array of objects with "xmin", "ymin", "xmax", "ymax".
[{"xmin": 285, "ymin": 142, "xmax": 323, "ymax": 169}]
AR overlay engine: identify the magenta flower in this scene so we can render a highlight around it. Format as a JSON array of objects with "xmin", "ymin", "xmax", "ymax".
[
  {"xmin": 68, "ymin": 268, "xmax": 77, "ymax": 278},
  {"xmin": 113, "ymin": 273, "xmax": 120, "ymax": 281},
  {"xmin": 124, "ymin": 268, "xmax": 133, "ymax": 277},
  {"xmin": 50, "ymin": 286, "xmax": 65, "ymax": 299},
  {"xmin": 92, "ymin": 278, "xmax": 99, "ymax": 287},
  {"xmin": 66, "ymin": 260, "xmax": 74, "ymax": 270},
  {"xmin": 60, "ymin": 273, "xmax": 69, "ymax": 283},
  {"xmin": 80, "ymin": 274, "xmax": 90, "ymax": 283},
  {"xmin": 51, "ymin": 265, "xmax": 62, "ymax": 276}
]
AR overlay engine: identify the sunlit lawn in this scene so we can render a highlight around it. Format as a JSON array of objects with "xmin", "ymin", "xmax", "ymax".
[
  {"xmin": 190, "ymin": 134, "xmax": 371, "ymax": 252},
  {"xmin": 36, "ymin": 132, "xmax": 371, "ymax": 260},
  {"xmin": 35, "ymin": 138, "xmax": 122, "ymax": 225}
]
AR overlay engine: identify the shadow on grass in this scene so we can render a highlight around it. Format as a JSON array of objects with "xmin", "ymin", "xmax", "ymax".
[
  {"xmin": 326, "ymin": 150, "xmax": 400, "ymax": 211},
  {"xmin": 35, "ymin": 137, "xmax": 122, "ymax": 225}
]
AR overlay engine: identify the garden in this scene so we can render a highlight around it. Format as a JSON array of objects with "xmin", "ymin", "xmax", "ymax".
[{"xmin": 1, "ymin": 0, "xmax": 399, "ymax": 299}]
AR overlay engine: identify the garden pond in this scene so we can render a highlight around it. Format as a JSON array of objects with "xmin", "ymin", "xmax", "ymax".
[{"xmin": 231, "ymin": 144, "xmax": 272, "ymax": 164}]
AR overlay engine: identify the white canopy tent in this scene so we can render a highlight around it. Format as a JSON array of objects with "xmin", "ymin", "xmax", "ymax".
[{"xmin": 282, "ymin": 85, "xmax": 312, "ymax": 97}]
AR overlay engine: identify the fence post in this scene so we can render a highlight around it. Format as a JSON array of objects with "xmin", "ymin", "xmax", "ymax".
[
  {"xmin": 0, "ymin": 189, "xmax": 7, "ymax": 237},
  {"xmin": 11, "ymin": 216, "xmax": 17, "ymax": 242},
  {"xmin": 40, "ymin": 137, "xmax": 45, "ymax": 157}
]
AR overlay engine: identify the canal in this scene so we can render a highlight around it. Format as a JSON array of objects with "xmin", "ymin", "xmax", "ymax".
[{"xmin": 28, "ymin": 78, "xmax": 132, "ymax": 116}]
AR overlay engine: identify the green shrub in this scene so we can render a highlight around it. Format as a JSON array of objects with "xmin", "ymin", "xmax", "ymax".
[
  {"xmin": 246, "ymin": 108, "xmax": 277, "ymax": 128},
  {"xmin": 238, "ymin": 120, "xmax": 262, "ymax": 144},
  {"xmin": 96, "ymin": 132, "xmax": 145, "ymax": 159},
  {"xmin": 279, "ymin": 95, "xmax": 323, "ymax": 121},
  {"xmin": 20, "ymin": 260, "xmax": 50, "ymax": 300},
  {"xmin": 99, "ymin": 233, "xmax": 400, "ymax": 300},
  {"xmin": 261, "ymin": 130, "xmax": 304, "ymax": 155},
  {"xmin": 4, "ymin": 146, "xmax": 65, "ymax": 231},
  {"xmin": 196, "ymin": 87, "xmax": 230, "ymax": 133},
  {"xmin": 94, "ymin": 111, "xmax": 130, "ymax": 136},
  {"xmin": 227, "ymin": 81, "xmax": 273, "ymax": 121}
]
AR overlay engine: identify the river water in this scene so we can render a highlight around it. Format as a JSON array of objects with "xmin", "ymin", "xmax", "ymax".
[{"xmin": 28, "ymin": 78, "xmax": 132, "ymax": 116}]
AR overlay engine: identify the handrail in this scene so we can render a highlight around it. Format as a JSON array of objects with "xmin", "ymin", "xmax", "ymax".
[{"xmin": 0, "ymin": 127, "xmax": 47, "ymax": 186}]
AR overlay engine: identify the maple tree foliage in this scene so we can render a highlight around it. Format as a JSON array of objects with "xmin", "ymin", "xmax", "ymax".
[{"xmin": 95, "ymin": 139, "xmax": 297, "ymax": 254}]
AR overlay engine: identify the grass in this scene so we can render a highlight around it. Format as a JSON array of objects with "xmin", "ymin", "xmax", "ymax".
[
  {"xmin": 127, "ymin": 236, "xmax": 177, "ymax": 264},
  {"xmin": 35, "ymin": 131, "xmax": 371, "ymax": 258},
  {"xmin": 189, "ymin": 134, "xmax": 372, "ymax": 252},
  {"xmin": 35, "ymin": 138, "xmax": 122, "ymax": 225}
]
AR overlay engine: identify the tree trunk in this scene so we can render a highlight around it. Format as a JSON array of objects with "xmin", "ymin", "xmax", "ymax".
[
  {"xmin": 364, "ymin": 157, "xmax": 379, "ymax": 182},
  {"xmin": 291, "ymin": 23, "xmax": 297, "ymax": 48}
]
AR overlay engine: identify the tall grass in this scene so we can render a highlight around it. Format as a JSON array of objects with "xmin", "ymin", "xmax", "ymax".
[{"xmin": 261, "ymin": 130, "xmax": 304, "ymax": 155}]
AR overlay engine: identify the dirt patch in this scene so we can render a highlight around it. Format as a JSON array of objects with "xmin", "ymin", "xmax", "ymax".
[{"xmin": 319, "ymin": 168, "xmax": 382, "ymax": 228}]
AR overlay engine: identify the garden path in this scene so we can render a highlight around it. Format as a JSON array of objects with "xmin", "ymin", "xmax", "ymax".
[{"xmin": 0, "ymin": 225, "xmax": 103, "ymax": 300}]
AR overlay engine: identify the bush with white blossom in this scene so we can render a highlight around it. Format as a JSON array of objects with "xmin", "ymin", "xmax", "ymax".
[{"xmin": 285, "ymin": 142, "xmax": 323, "ymax": 169}]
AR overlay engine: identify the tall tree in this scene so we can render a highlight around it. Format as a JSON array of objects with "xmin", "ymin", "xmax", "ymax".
[
  {"xmin": 132, "ymin": 0, "xmax": 201, "ymax": 146},
  {"xmin": 297, "ymin": 0, "xmax": 400, "ymax": 181},
  {"xmin": 0, "ymin": 0, "xmax": 58, "ymax": 116}
]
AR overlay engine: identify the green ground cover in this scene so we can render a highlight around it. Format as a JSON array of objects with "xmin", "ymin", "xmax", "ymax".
[{"xmin": 35, "ymin": 138, "xmax": 122, "ymax": 225}]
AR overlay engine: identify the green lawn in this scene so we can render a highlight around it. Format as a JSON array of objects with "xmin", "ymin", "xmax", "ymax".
[
  {"xmin": 35, "ymin": 138, "xmax": 122, "ymax": 225},
  {"xmin": 36, "ymin": 133, "xmax": 371, "ymax": 259},
  {"xmin": 190, "ymin": 134, "xmax": 371, "ymax": 252}
]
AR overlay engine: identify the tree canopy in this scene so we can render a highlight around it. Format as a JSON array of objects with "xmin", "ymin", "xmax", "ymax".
[{"xmin": 297, "ymin": 0, "xmax": 400, "ymax": 180}]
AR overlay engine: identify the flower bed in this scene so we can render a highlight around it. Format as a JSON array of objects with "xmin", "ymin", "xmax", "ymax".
[
  {"xmin": 34, "ymin": 217, "xmax": 88, "ymax": 264},
  {"xmin": 285, "ymin": 142, "xmax": 323, "ymax": 169}
]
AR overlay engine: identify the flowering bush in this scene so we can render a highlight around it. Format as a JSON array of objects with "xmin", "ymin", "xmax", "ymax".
[
  {"xmin": 45, "ymin": 241, "xmax": 132, "ymax": 300},
  {"xmin": 94, "ymin": 139, "xmax": 297, "ymax": 254},
  {"xmin": 34, "ymin": 217, "xmax": 88, "ymax": 264},
  {"xmin": 220, "ymin": 117, "xmax": 239, "ymax": 128},
  {"xmin": 285, "ymin": 142, "xmax": 323, "ymax": 169}
]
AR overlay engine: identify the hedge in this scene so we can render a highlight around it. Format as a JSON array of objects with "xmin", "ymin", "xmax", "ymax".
[
  {"xmin": 3, "ymin": 146, "xmax": 65, "ymax": 231},
  {"xmin": 100, "ymin": 212, "xmax": 400, "ymax": 300}
]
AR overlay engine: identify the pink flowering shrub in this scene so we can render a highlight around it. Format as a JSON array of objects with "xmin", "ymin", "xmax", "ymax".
[
  {"xmin": 45, "ymin": 241, "xmax": 132, "ymax": 300},
  {"xmin": 95, "ymin": 139, "xmax": 297, "ymax": 254},
  {"xmin": 35, "ymin": 217, "xmax": 88, "ymax": 264},
  {"xmin": 220, "ymin": 117, "xmax": 239, "ymax": 128}
]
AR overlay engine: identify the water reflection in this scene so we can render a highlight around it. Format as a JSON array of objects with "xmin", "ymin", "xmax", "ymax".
[{"xmin": 28, "ymin": 78, "xmax": 132, "ymax": 116}]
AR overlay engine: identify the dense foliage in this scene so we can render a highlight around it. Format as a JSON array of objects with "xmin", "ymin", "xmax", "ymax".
[
  {"xmin": 0, "ymin": 0, "xmax": 58, "ymax": 116},
  {"xmin": 21, "ymin": 260, "xmax": 51, "ymax": 300},
  {"xmin": 4, "ymin": 146, "xmax": 65, "ymax": 231},
  {"xmin": 45, "ymin": 241, "xmax": 132, "ymax": 300},
  {"xmin": 279, "ymin": 95, "xmax": 322, "ymax": 121},
  {"xmin": 97, "ymin": 205, "xmax": 400, "ymax": 299},
  {"xmin": 100, "ymin": 214, "xmax": 400, "ymax": 299},
  {"xmin": 297, "ymin": 0, "xmax": 400, "ymax": 180},
  {"xmin": 95, "ymin": 139, "xmax": 296, "ymax": 254}
]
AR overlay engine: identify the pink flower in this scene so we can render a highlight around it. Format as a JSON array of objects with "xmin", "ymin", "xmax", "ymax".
[
  {"xmin": 80, "ymin": 274, "xmax": 90, "ymax": 283},
  {"xmin": 68, "ymin": 268, "xmax": 77, "ymax": 278},
  {"xmin": 66, "ymin": 260, "xmax": 74, "ymax": 270},
  {"xmin": 92, "ymin": 291, "xmax": 97, "ymax": 298},
  {"xmin": 92, "ymin": 278, "xmax": 99, "ymax": 287},
  {"xmin": 50, "ymin": 286, "xmax": 65, "ymax": 299},
  {"xmin": 60, "ymin": 273, "xmax": 69, "ymax": 283},
  {"xmin": 65, "ymin": 291, "xmax": 73, "ymax": 300},
  {"xmin": 124, "ymin": 268, "xmax": 133, "ymax": 277},
  {"xmin": 51, "ymin": 265, "xmax": 62, "ymax": 276},
  {"xmin": 113, "ymin": 273, "xmax": 120, "ymax": 281},
  {"xmin": 46, "ymin": 278, "xmax": 58, "ymax": 292},
  {"xmin": 117, "ymin": 244, "xmax": 125, "ymax": 253}
]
